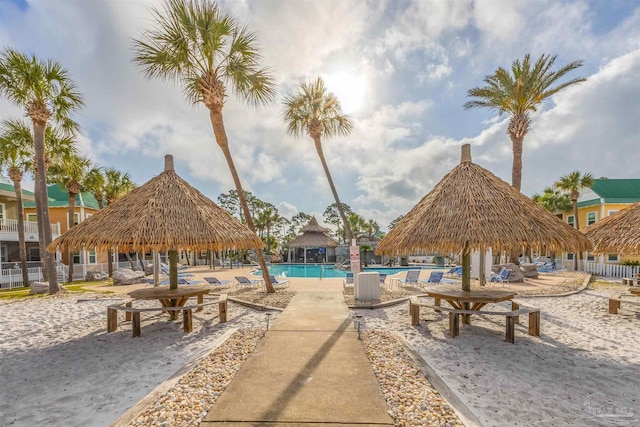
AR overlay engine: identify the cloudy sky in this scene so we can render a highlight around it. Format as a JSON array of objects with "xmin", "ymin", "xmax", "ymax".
[{"xmin": 1, "ymin": 0, "xmax": 639, "ymax": 230}]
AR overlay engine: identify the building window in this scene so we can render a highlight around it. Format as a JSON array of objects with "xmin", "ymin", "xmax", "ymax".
[
  {"xmin": 0, "ymin": 203, "xmax": 5, "ymax": 224},
  {"xmin": 567, "ymin": 215, "xmax": 575, "ymax": 227},
  {"xmin": 27, "ymin": 213, "xmax": 37, "ymax": 222},
  {"xmin": 73, "ymin": 213, "xmax": 80, "ymax": 225},
  {"xmin": 587, "ymin": 212, "xmax": 596, "ymax": 226},
  {"xmin": 586, "ymin": 252, "xmax": 595, "ymax": 261},
  {"xmin": 1, "ymin": 244, "xmax": 7, "ymax": 262},
  {"xmin": 608, "ymin": 210, "xmax": 618, "ymax": 217},
  {"xmin": 608, "ymin": 254, "xmax": 619, "ymax": 262},
  {"xmin": 88, "ymin": 249, "xmax": 97, "ymax": 264},
  {"xmin": 72, "ymin": 252, "xmax": 81, "ymax": 264},
  {"xmin": 567, "ymin": 253, "xmax": 574, "ymax": 260}
]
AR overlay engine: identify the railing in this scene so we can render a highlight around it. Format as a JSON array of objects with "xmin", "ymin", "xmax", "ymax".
[
  {"xmin": 0, "ymin": 261, "xmax": 42, "ymax": 270},
  {"xmin": 0, "ymin": 219, "xmax": 60, "ymax": 237},
  {"xmin": 0, "ymin": 265, "xmax": 65, "ymax": 289},
  {"xmin": 580, "ymin": 261, "xmax": 640, "ymax": 278}
]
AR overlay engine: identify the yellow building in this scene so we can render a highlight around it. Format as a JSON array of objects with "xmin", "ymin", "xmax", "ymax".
[{"xmin": 560, "ymin": 178, "xmax": 640, "ymax": 265}]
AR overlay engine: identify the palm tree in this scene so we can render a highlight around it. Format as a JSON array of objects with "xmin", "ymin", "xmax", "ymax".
[
  {"xmin": 532, "ymin": 186, "xmax": 572, "ymax": 214},
  {"xmin": 555, "ymin": 171, "xmax": 594, "ymax": 270},
  {"xmin": 257, "ymin": 207, "xmax": 280, "ymax": 255},
  {"xmin": 133, "ymin": 0, "xmax": 276, "ymax": 293},
  {"xmin": 0, "ymin": 119, "xmax": 34, "ymax": 287},
  {"xmin": 555, "ymin": 171, "xmax": 594, "ymax": 230},
  {"xmin": 0, "ymin": 49, "xmax": 83, "ymax": 293},
  {"xmin": 49, "ymin": 153, "xmax": 90, "ymax": 283},
  {"xmin": 283, "ymin": 77, "xmax": 354, "ymax": 243},
  {"xmin": 104, "ymin": 168, "xmax": 135, "ymax": 271},
  {"xmin": 364, "ymin": 219, "xmax": 379, "ymax": 240},
  {"xmin": 85, "ymin": 166, "xmax": 106, "ymax": 209},
  {"xmin": 464, "ymin": 54, "xmax": 585, "ymax": 191}
]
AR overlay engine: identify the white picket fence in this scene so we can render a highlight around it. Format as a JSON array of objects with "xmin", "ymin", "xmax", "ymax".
[
  {"xmin": 580, "ymin": 261, "xmax": 640, "ymax": 278},
  {"xmin": 0, "ymin": 265, "xmax": 65, "ymax": 289}
]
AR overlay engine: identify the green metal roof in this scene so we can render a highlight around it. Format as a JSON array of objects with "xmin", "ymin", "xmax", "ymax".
[
  {"xmin": 23, "ymin": 185, "xmax": 100, "ymax": 210},
  {"xmin": 0, "ymin": 181, "xmax": 35, "ymax": 197},
  {"xmin": 577, "ymin": 179, "xmax": 640, "ymax": 207}
]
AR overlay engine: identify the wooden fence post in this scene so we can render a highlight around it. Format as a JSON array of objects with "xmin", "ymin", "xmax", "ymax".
[{"xmin": 218, "ymin": 294, "xmax": 228, "ymax": 323}]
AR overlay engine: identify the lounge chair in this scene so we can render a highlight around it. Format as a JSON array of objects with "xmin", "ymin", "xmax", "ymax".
[
  {"xmin": 395, "ymin": 270, "xmax": 421, "ymax": 288},
  {"xmin": 444, "ymin": 266, "xmax": 462, "ymax": 278},
  {"xmin": 537, "ymin": 261, "xmax": 558, "ymax": 273},
  {"xmin": 490, "ymin": 269, "xmax": 511, "ymax": 287},
  {"xmin": 343, "ymin": 272, "xmax": 354, "ymax": 289},
  {"xmin": 269, "ymin": 275, "xmax": 289, "ymax": 289},
  {"xmin": 160, "ymin": 265, "xmax": 195, "ymax": 280},
  {"xmin": 204, "ymin": 276, "xmax": 232, "ymax": 288},
  {"xmin": 176, "ymin": 278, "xmax": 202, "ymax": 285},
  {"xmin": 235, "ymin": 276, "xmax": 263, "ymax": 289},
  {"xmin": 420, "ymin": 271, "xmax": 444, "ymax": 287},
  {"xmin": 379, "ymin": 273, "xmax": 387, "ymax": 286}
]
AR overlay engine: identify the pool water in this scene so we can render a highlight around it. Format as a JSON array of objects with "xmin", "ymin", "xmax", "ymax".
[{"xmin": 256, "ymin": 263, "xmax": 440, "ymax": 278}]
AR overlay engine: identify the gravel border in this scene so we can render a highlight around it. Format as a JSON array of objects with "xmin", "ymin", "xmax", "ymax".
[{"xmin": 361, "ymin": 330, "xmax": 464, "ymax": 427}]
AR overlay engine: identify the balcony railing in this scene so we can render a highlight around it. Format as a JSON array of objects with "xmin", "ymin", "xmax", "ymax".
[{"xmin": 0, "ymin": 219, "xmax": 60, "ymax": 238}]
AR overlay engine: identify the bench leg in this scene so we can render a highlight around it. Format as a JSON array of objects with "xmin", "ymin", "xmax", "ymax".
[
  {"xmin": 107, "ymin": 308, "xmax": 118, "ymax": 333},
  {"xmin": 506, "ymin": 316, "xmax": 515, "ymax": 344},
  {"xmin": 183, "ymin": 309, "xmax": 193, "ymax": 333},
  {"xmin": 125, "ymin": 301, "xmax": 132, "ymax": 322},
  {"xmin": 609, "ymin": 299, "xmax": 620, "ymax": 314},
  {"xmin": 511, "ymin": 301, "xmax": 520, "ymax": 324},
  {"xmin": 434, "ymin": 297, "xmax": 441, "ymax": 313},
  {"xmin": 410, "ymin": 302, "xmax": 420, "ymax": 326},
  {"xmin": 197, "ymin": 294, "xmax": 203, "ymax": 312},
  {"xmin": 132, "ymin": 312, "xmax": 141, "ymax": 338},
  {"xmin": 528, "ymin": 311, "xmax": 540, "ymax": 336},
  {"xmin": 219, "ymin": 299, "xmax": 228, "ymax": 323},
  {"xmin": 449, "ymin": 312, "xmax": 459, "ymax": 337}
]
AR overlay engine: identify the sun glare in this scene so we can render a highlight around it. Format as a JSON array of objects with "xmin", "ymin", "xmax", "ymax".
[{"xmin": 322, "ymin": 72, "xmax": 366, "ymax": 114}]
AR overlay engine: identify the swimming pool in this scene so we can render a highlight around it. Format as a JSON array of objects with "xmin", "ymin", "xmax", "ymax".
[{"xmin": 256, "ymin": 263, "xmax": 440, "ymax": 278}]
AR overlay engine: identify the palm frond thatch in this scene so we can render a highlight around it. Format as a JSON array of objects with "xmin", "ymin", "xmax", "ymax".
[
  {"xmin": 583, "ymin": 202, "xmax": 640, "ymax": 255},
  {"xmin": 376, "ymin": 144, "xmax": 592, "ymax": 256},
  {"xmin": 48, "ymin": 155, "xmax": 263, "ymax": 253}
]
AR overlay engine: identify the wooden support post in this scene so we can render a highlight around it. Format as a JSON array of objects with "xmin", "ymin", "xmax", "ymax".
[
  {"xmin": 511, "ymin": 301, "xmax": 520, "ymax": 324},
  {"xmin": 197, "ymin": 294, "xmax": 204, "ymax": 312},
  {"xmin": 125, "ymin": 301, "xmax": 132, "ymax": 322},
  {"xmin": 609, "ymin": 298, "xmax": 620, "ymax": 314},
  {"xmin": 132, "ymin": 312, "xmax": 141, "ymax": 338},
  {"xmin": 107, "ymin": 308, "xmax": 118, "ymax": 333},
  {"xmin": 183, "ymin": 309, "xmax": 193, "ymax": 333},
  {"xmin": 506, "ymin": 316, "xmax": 515, "ymax": 344},
  {"xmin": 218, "ymin": 294, "xmax": 228, "ymax": 323},
  {"xmin": 434, "ymin": 297, "xmax": 441, "ymax": 313},
  {"xmin": 449, "ymin": 312, "xmax": 459, "ymax": 337},
  {"xmin": 528, "ymin": 311, "xmax": 540, "ymax": 336},
  {"xmin": 409, "ymin": 297, "xmax": 420, "ymax": 326}
]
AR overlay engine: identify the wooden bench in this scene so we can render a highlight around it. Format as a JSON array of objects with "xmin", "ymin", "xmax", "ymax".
[
  {"xmin": 608, "ymin": 294, "xmax": 640, "ymax": 314},
  {"xmin": 622, "ymin": 278, "xmax": 636, "ymax": 286},
  {"xmin": 409, "ymin": 296, "xmax": 540, "ymax": 344},
  {"xmin": 107, "ymin": 294, "xmax": 228, "ymax": 337}
]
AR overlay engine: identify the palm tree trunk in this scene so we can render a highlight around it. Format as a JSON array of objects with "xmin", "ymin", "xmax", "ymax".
[
  {"xmin": 510, "ymin": 134, "xmax": 524, "ymax": 192},
  {"xmin": 33, "ymin": 171, "xmax": 48, "ymax": 281},
  {"xmin": 312, "ymin": 136, "xmax": 353, "ymax": 242},
  {"xmin": 12, "ymin": 177, "xmax": 30, "ymax": 287},
  {"xmin": 125, "ymin": 252, "xmax": 136, "ymax": 270},
  {"xmin": 572, "ymin": 197, "xmax": 579, "ymax": 270},
  {"xmin": 67, "ymin": 192, "xmax": 76, "ymax": 283},
  {"xmin": 461, "ymin": 245, "xmax": 471, "ymax": 324},
  {"xmin": 107, "ymin": 249, "xmax": 113, "ymax": 277},
  {"xmin": 33, "ymin": 121, "xmax": 59, "ymax": 293},
  {"xmin": 209, "ymin": 108, "xmax": 275, "ymax": 293}
]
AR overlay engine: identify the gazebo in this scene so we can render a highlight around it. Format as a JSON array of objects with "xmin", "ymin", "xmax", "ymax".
[
  {"xmin": 376, "ymin": 144, "xmax": 591, "ymax": 293},
  {"xmin": 584, "ymin": 201, "xmax": 640, "ymax": 255},
  {"xmin": 288, "ymin": 217, "xmax": 338, "ymax": 263},
  {"xmin": 48, "ymin": 155, "xmax": 267, "ymax": 290}
]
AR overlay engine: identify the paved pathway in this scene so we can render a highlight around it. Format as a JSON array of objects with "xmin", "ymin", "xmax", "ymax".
[{"xmin": 202, "ymin": 290, "xmax": 394, "ymax": 426}]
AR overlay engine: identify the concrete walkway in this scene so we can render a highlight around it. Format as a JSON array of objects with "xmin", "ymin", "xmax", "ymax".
[{"xmin": 202, "ymin": 290, "xmax": 394, "ymax": 426}]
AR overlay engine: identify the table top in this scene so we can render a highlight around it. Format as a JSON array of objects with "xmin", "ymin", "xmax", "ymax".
[
  {"xmin": 424, "ymin": 285, "xmax": 517, "ymax": 304},
  {"xmin": 129, "ymin": 284, "xmax": 213, "ymax": 300},
  {"xmin": 630, "ymin": 287, "xmax": 640, "ymax": 295}
]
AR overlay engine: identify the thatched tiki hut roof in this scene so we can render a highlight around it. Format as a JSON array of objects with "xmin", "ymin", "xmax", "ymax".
[
  {"xmin": 48, "ymin": 155, "xmax": 262, "ymax": 289},
  {"xmin": 376, "ymin": 144, "xmax": 591, "ymax": 257},
  {"xmin": 583, "ymin": 202, "xmax": 640, "ymax": 254},
  {"xmin": 289, "ymin": 217, "xmax": 338, "ymax": 248}
]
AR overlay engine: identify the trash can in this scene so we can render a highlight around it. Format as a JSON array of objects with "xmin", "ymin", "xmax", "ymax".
[{"xmin": 355, "ymin": 272, "xmax": 380, "ymax": 300}]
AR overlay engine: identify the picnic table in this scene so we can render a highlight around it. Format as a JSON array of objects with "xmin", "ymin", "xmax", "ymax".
[
  {"xmin": 129, "ymin": 284, "xmax": 213, "ymax": 318},
  {"xmin": 425, "ymin": 285, "xmax": 517, "ymax": 311}
]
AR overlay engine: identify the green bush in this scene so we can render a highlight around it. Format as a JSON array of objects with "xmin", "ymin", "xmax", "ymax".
[{"xmin": 623, "ymin": 260, "xmax": 640, "ymax": 267}]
